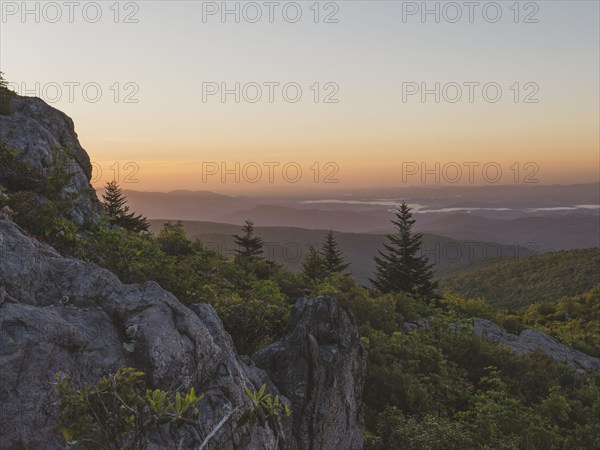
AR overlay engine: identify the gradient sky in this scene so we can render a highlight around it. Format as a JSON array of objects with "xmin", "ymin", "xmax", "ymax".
[{"xmin": 1, "ymin": 1, "xmax": 599, "ymax": 192}]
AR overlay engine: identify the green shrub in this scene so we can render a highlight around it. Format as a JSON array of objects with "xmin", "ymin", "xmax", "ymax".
[
  {"xmin": 212, "ymin": 290, "xmax": 289, "ymax": 355},
  {"xmin": 54, "ymin": 368, "xmax": 292, "ymax": 450},
  {"xmin": 54, "ymin": 368, "xmax": 203, "ymax": 450}
]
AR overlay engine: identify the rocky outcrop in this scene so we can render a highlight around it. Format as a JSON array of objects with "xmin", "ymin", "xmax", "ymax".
[
  {"xmin": 404, "ymin": 317, "xmax": 600, "ymax": 373},
  {"xmin": 0, "ymin": 95, "xmax": 102, "ymax": 225},
  {"xmin": 253, "ymin": 296, "xmax": 366, "ymax": 450},
  {"xmin": 472, "ymin": 318, "xmax": 600, "ymax": 373},
  {"xmin": 0, "ymin": 218, "xmax": 365, "ymax": 449}
]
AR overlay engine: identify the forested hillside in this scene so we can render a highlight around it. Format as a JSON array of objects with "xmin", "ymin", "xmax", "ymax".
[{"xmin": 439, "ymin": 248, "xmax": 600, "ymax": 309}]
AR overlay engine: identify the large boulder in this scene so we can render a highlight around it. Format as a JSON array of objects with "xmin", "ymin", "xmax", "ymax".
[
  {"xmin": 0, "ymin": 95, "xmax": 102, "ymax": 226},
  {"xmin": 0, "ymin": 218, "xmax": 275, "ymax": 449},
  {"xmin": 253, "ymin": 296, "xmax": 367, "ymax": 450},
  {"xmin": 403, "ymin": 317, "xmax": 600, "ymax": 373},
  {"xmin": 472, "ymin": 318, "xmax": 600, "ymax": 373},
  {"xmin": 0, "ymin": 219, "xmax": 365, "ymax": 449}
]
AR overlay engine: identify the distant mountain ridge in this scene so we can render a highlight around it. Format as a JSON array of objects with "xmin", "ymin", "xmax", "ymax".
[
  {"xmin": 218, "ymin": 205, "xmax": 390, "ymax": 233},
  {"xmin": 121, "ymin": 185, "xmax": 599, "ymax": 250},
  {"xmin": 419, "ymin": 213, "xmax": 600, "ymax": 251}
]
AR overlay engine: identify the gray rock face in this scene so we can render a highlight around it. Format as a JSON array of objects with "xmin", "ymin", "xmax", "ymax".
[
  {"xmin": 0, "ymin": 219, "xmax": 365, "ymax": 449},
  {"xmin": 404, "ymin": 317, "xmax": 600, "ymax": 373},
  {"xmin": 253, "ymin": 296, "xmax": 367, "ymax": 450},
  {"xmin": 0, "ymin": 96, "xmax": 102, "ymax": 226},
  {"xmin": 472, "ymin": 318, "xmax": 600, "ymax": 373}
]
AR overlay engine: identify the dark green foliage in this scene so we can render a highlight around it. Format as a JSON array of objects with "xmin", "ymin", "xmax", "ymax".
[
  {"xmin": 365, "ymin": 406, "xmax": 474, "ymax": 450},
  {"xmin": 53, "ymin": 367, "xmax": 289, "ymax": 450},
  {"xmin": 321, "ymin": 230, "xmax": 350, "ymax": 274},
  {"xmin": 102, "ymin": 181, "xmax": 149, "ymax": 233},
  {"xmin": 84, "ymin": 227, "xmax": 161, "ymax": 282},
  {"xmin": 371, "ymin": 202, "xmax": 437, "ymax": 299},
  {"xmin": 1, "ymin": 143, "xmax": 89, "ymax": 255},
  {"xmin": 46, "ymin": 146, "xmax": 77, "ymax": 200},
  {"xmin": 49, "ymin": 218, "xmax": 87, "ymax": 259},
  {"xmin": 439, "ymin": 248, "xmax": 600, "ymax": 309},
  {"xmin": 54, "ymin": 368, "xmax": 203, "ymax": 450},
  {"xmin": 238, "ymin": 384, "xmax": 292, "ymax": 448},
  {"xmin": 0, "ymin": 71, "xmax": 7, "ymax": 90},
  {"xmin": 302, "ymin": 245, "xmax": 326, "ymax": 281},
  {"xmin": 209, "ymin": 280, "xmax": 290, "ymax": 355},
  {"xmin": 0, "ymin": 142, "xmax": 71, "ymax": 196},
  {"xmin": 361, "ymin": 311, "xmax": 600, "ymax": 450},
  {"xmin": 302, "ymin": 231, "xmax": 350, "ymax": 281},
  {"xmin": 233, "ymin": 220, "xmax": 264, "ymax": 260},
  {"xmin": 523, "ymin": 284, "xmax": 600, "ymax": 356},
  {"xmin": 0, "ymin": 71, "xmax": 15, "ymax": 115},
  {"xmin": 0, "ymin": 184, "xmax": 8, "ymax": 208},
  {"xmin": 156, "ymin": 221, "xmax": 193, "ymax": 256},
  {"xmin": 101, "ymin": 180, "xmax": 127, "ymax": 218}
]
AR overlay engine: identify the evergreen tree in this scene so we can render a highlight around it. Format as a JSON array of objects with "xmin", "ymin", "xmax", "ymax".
[
  {"xmin": 101, "ymin": 181, "xmax": 149, "ymax": 233},
  {"xmin": 321, "ymin": 230, "xmax": 350, "ymax": 275},
  {"xmin": 302, "ymin": 245, "xmax": 326, "ymax": 281},
  {"xmin": 233, "ymin": 220, "xmax": 263, "ymax": 260},
  {"xmin": 102, "ymin": 181, "xmax": 127, "ymax": 218},
  {"xmin": 370, "ymin": 202, "xmax": 437, "ymax": 299},
  {"xmin": 0, "ymin": 71, "xmax": 15, "ymax": 115},
  {"xmin": 0, "ymin": 72, "xmax": 14, "ymax": 97},
  {"xmin": 0, "ymin": 71, "xmax": 8, "ymax": 90}
]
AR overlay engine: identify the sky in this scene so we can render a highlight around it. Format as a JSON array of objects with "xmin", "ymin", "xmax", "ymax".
[{"xmin": 1, "ymin": 0, "xmax": 599, "ymax": 193}]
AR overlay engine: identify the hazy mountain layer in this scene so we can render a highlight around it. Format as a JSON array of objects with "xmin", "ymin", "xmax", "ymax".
[{"xmin": 120, "ymin": 186, "xmax": 600, "ymax": 250}]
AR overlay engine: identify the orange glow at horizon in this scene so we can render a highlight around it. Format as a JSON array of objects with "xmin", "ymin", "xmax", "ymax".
[{"xmin": 84, "ymin": 118, "xmax": 600, "ymax": 192}]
